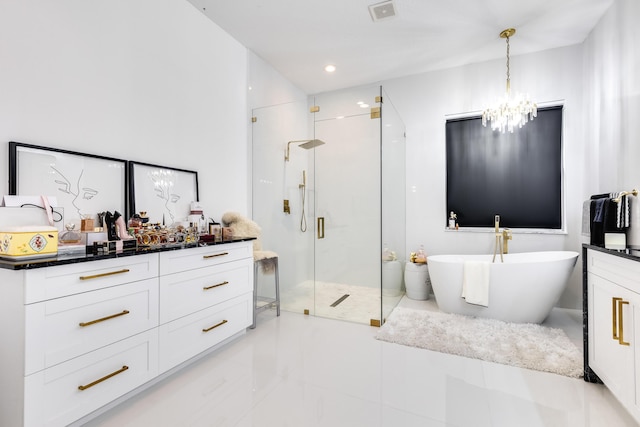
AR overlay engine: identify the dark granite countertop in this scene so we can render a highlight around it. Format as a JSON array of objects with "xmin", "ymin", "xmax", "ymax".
[
  {"xmin": 0, "ymin": 237, "xmax": 256, "ymax": 271},
  {"xmin": 583, "ymin": 243, "xmax": 640, "ymax": 263}
]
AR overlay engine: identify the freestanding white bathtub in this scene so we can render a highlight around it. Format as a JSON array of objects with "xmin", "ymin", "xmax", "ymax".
[{"xmin": 427, "ymin": 251, "xmax": 579, "ymax": 324}]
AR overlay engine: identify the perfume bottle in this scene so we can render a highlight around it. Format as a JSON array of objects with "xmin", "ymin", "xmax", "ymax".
[
  {"xmin": 449, "ymin": 211, "xmax": 457, "ymax": 229},
  {"xmin": 60, "ymin": 223, "xmax": 81, "ymax": 244}
]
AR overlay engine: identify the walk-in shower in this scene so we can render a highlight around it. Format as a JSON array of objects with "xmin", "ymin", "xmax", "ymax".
[{"xmin": 252, "ymin": 85, "xmax": 405, "ymax": 326}]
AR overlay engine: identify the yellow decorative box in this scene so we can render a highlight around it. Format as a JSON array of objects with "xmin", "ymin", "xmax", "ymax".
[{"xmin": 0, "ymin": 226, "xmax": 58, "ymax": 259}]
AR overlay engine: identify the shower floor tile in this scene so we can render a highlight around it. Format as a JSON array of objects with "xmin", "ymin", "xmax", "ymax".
[{"xmin": 280, "ymin": 280, "xmax": 404, "ymax": 324}]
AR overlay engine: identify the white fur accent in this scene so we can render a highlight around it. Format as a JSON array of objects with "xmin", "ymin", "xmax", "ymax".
[{"xmin": 222, "ymin": 212, "xmax": 277, "ymax": 273}]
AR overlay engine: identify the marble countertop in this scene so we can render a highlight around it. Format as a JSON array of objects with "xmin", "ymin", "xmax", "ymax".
[
  {"xmin": 583, "ymin": 243, "xmax": 640, "ymax": 262},
  {"xmin": 0, "ymin": 237, "xmax": 256, "ymax": 271}
]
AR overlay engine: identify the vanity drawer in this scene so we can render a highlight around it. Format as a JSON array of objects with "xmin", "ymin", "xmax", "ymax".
[
  {"xmin": 159, "ymin": 241, "xmax": 252, "ymax": 276},
  {"xmin": 587, "ymin": 249, "xmax": 640, "ymax": 292},
  {"xmin": 24, "ymin": 329, "xmax": 158, "ymax": 427},
  {"xmin": 158, "ymin": 293, "xmax": 251, "ymax": 373},
  {"xmin": 159, "ymin": 258, "xmax": 252, "ymax": 324},
  {"xmin": 24, "ymin": 253, "xmax": 159, "ymax": 303},
  {"xmin": 25, "ymin": 278, "xmax": 159, "ymax": 375}
]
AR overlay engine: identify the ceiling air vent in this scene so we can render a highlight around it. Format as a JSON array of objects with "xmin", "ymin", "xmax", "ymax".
[{"xmin": 368, "ymin": 1, "xmax": 396, "ymax": 22}]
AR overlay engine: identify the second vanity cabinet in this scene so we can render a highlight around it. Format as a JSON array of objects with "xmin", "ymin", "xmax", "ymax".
[
  {"xmin": 0, "ymin": 240, "xmax": 254, "ymax": 427},
  {"xmin": 587, "ymin": 248, "xmax": 640, "ymax": 423}
]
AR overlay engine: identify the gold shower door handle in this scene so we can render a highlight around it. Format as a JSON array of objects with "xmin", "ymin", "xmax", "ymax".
[{"xmin": 317, "ymin": 217, "xmax": 325, "ymax": 239}]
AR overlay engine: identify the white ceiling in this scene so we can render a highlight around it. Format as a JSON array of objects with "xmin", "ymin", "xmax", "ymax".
[{"xmin": 186, "ymin": 0, "xmax": 613, "ymax": 94}]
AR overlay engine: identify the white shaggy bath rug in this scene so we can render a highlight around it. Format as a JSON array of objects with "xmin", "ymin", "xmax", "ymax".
[{"xmin": 375, "ymin": 307, "xmax": 583, "ymax": 378}]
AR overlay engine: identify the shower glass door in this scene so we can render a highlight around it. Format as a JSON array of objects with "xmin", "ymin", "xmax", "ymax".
[
  {"xmin": 252, "ymin": 100, "xmax": 315, "ymax": 316},
  {"xmin": 311, "ymin": 86, "xmax": 383, "ymax": 324}
]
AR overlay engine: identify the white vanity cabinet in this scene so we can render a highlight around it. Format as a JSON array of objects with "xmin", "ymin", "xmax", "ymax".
[
  {"xmin": 587, "ymin": 248, "xmax": 640, "ymax": 422},
  {"xmin": 0, "ymin": 253, "xmax": 160, "ymax": 427},
  {"xmin": 158, "ymin": 242, "xmax": 253, "ymax": 373},
  {"xmin": 0, "ymin": 240, "xmax": 254, "ymax": 427}
]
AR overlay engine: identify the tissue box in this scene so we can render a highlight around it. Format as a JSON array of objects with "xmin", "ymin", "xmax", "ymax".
[
  {"xmin": 0, "ymin": 226, "xmax": 58, "ymax": 259},
  {"xmin": 605, "ymin": 233, "xmax": 626, "ymax": 250}
]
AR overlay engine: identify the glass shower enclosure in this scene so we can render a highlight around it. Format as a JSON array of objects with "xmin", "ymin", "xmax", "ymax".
[{"xmin": 251, "ymin": 84, "xmax": 405, "ymax": 325}]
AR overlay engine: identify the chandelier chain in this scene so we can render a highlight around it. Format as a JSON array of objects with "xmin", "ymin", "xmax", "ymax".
[{"xmin": 505, "ymin": 34, "xmax": 510, "ymax": 92}]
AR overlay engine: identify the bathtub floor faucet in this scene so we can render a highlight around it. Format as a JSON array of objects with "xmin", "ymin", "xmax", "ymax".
[{"xmin": 491, "ymin": 215, "xmax": 512, "ymax": 263}]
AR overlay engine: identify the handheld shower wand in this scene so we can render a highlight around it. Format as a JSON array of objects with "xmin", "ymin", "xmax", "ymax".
[
  {"xmin": 299, "ymin": 170, "xmax": 306, "ymax": 188},
  {"xmin": 299, "ymin": 170, "xmax": 307, "ymax": 232}
]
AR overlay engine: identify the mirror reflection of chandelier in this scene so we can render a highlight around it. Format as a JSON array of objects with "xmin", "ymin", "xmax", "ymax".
[{"xmin": 482, "ymin": 28, "xmax": 537, "ymax": 133}]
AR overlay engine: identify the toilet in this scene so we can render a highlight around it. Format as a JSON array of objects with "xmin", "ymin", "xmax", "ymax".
[{"xmin": 404, "ymin": 262, "xmax": 431, "ymax": 300}]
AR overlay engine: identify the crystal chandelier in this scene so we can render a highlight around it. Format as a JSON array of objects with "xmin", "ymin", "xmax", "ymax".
[{"xmin": 482, "ymin": 28, "xmax": 537, "ymax": 133}]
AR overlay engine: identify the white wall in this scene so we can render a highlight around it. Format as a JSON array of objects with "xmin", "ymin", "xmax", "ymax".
[
  {"xmin": 583, "ymin": 0, "xmax": 640, "ymax": 193},
  {"xmin": 382, "ymin": 44, "xmax": 587, "ymax": 309},
  {"xmin": 0, "ymin": 0, "xmax": 249, "ymax": 222},
  {"xmin": 379, "ymin": 0, "xmax": 640, "ymax": 311}
]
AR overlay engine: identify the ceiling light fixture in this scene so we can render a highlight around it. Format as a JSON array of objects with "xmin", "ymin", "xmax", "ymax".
[
  {"xmin": 368, "ymin": 1, "xmax": 396, "ymax": 22},
  {"xmin": 324, "ymin": 64, "xmax": 336, "ymax": 73},
  {"xmin": 482, "ymin": 28, "xmax": 537, "ymax": 133}
]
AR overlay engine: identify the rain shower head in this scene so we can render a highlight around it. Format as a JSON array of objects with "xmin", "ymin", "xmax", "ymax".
[
  {"xmin": 299, "ymin": 139, "xmax": 325, "ymax": 150},
  {"xmin": 285, "ymin": 139, "xmax": 326, "ymax": 161}
]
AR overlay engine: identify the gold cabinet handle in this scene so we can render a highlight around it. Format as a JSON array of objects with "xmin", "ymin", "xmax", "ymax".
[
  {"xmin": 79, "ymin": 310, "xmax": 130, "ymax": 327},
  {"xmin": 79, "ymin": 269, "xmax": 130, "ymax": 281},
  {"xmin": 317, "ymin": 217, "xmax": 325, "ymax": 239},
  {"xmin": 618, "ymin": 299, "xmax": 630, "ymax": 346},
  {"xmin": 612, "ymin": 297, "xmax": 622, "ymax": 340},
  {"xmin": 203, "ymin": 252, "xmax": 229, "ymax": 259},
  {"xmin": 202, "ymin": 319, "xmax": 228, "ymax": 332},
  {"xmin": 78, "ymin": 365, "xmax": 129, "ymax": 391},
  {"xmin": 203, "ymin": 281, "xmax": 229, "ymax": 291}
]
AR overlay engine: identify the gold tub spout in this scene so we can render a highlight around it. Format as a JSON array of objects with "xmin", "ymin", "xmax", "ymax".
[{"xmin": 502, "ymin": 228, "xmax": 512, "ymax": 254}]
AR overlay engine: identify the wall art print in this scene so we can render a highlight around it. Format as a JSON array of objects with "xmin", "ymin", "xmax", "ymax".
[
  {"xmin": 128, "ymin": 161, "xmax": 199, "ymax": 225},
  {"xmin": 9, "ymin": 141, "xmax": 127, "ymax": 226}
]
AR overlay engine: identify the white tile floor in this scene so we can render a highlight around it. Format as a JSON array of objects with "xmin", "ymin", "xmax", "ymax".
[{"xmin": 82, "ymin": 299, "xmax": 639, "ymax": 427}]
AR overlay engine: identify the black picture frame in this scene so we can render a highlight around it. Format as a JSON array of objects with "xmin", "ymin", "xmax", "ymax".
[
  {"xmin": 8, "ymin": 141, "xmax": 128, "ymax": 225},
  {"xmin": 128, "ymin": 161, "xmax": 199, "ymax": 225}
]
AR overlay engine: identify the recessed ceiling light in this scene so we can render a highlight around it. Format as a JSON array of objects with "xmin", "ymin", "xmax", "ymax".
[{"xmin": 324, "ymin": 64, "xmax": 336, "ymax": 73}]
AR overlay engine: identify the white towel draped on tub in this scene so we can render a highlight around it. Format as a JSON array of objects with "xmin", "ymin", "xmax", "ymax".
[{"xmin": 461, "ymin": 261, "xmax": 490, "ymax": 307}]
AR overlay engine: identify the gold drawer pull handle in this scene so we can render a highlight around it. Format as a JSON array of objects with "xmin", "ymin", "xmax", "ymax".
[
  {"xmin": 203, "ymin": 252, "xmax": 229, "ymax": 259},
  {"xmin": 78, "ymin": 365, "xmax": 129, "ymax": 391},
  {"xmin": 618, "ymin": 299, "xmax": 630, "ymax": 346},
  {"xmin": 203, "ymin": 281, "xmax": 229, "ymax": 291},
  {"xmin": 79, "ymin": 269, "xmax": 130, "ymax": 281},
  {"xmin": 202, "ymin": 319, "xmax": 228, "ymax": 332},
  {"xmin": 79, "ymin": 310, "xmax": 130, "ymax": 327}
]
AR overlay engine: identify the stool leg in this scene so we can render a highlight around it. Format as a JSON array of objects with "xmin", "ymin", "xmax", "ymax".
[
  {"xmin": 274, "ymin": 258, "xmax": 280, "ymax": 317},
  {"xmin": 251, "ymin": 261, "xmax": 258, "ymax": 329}
]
